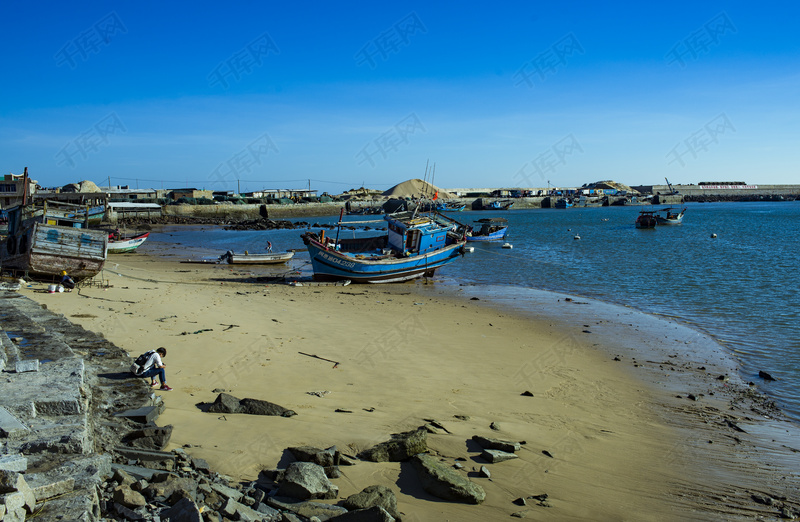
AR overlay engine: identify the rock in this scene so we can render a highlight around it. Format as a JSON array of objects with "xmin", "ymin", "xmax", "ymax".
[
  {"xmin": 358, "ymin": 428, "xmax": 427, "ymax": 462},
  {"xmin": 331, "ymin": 505, "xmax": 396, "ymax": 521},
  {"xmin": 521, "ymin": 391, "xmax": 534, "ymax": 397},
  {"xmin": 758, "ymin": 370, "xmax": 776, "ymax": 381},
  {"xmin": 0, "ymin": 470, "xmax": 35, "ymax": 513},
  {"xmin": 341, "ymin": 485, "xmax": 401, "ymax": 520},
  {"xmin": 220, "ymin": 497, "xmax": 265, "ymax": 521},
  {"xmin": 511, "ymin": 510, "xmax": 529, "ymax": 518},
  {"xmin": 142, "ymin": 474, "xmax": 198, "ymax": 501},
  {"xmin": 542, "ymin": 450, "xmax": 554, "ymax": 458},
  {"xmin": 112, "ymin": 468, "xmax": 135, "ymax": 486},
  {"xmin": 411, "ymin": 454, "xmax": 485, "ymax": 504},
  {"xmin": 513, "ymin": 497, "xmax": 526, "ymax": 506},
  {"xmin": 751, "ymin": 493, "xmax": 774, "ymax": 506},
  {"xmin": 113, "ymin": 485, "xmax": 147, "ymax": 508},
  {"xmin": 289, "ymin": 445, "xmax": 338, "ymax": 467},
  {"xmin": 162, "ymin": 496, "xmax": 202, "ymax": 521},
  {"xmin": 14, "ymin": 359, "xmax": 39, "ymax": 373},
  {"xmin": 122, "ymin": 425, "xmax": 173, "ymax": 450},
  {"xmin": 0, "ymin": 455, "xmax": 27, "ymax": 473},
  {"xmin": 471, "ymin": 435, "xmax": 521, "ymax": 453},
  {"xmin": 453, "ymin": 415, "xmax": 471, "ymax": 421},
  {"xmin": 481, "ymin": 449, "xmax": 518, "ymax": 463},
  {"xmin": 489, "ymin": 422, "xmax": 500, "ymax": 431},
  {"xmin": 276, "ymin": 462, "xmax": 338, "ymax": 500},
  {"xmin": 266, "ymin": 496, "xmax": 349, "ymax": 520},
  {"xmin": 207, "ymin": 393, "xmax": 297, "ymax": 417},
  {"xmin": 478, "ymin": 466, "xmax": 491, "ymax": 478}
]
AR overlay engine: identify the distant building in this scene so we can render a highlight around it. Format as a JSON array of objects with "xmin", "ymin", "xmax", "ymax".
[
  {"xmin": 170, "ymin": 188, "xmax": 213, "ymax": 200},
  {"xmin": 0, "ymin": 173, "xmax": 37, "ymax": 209}
]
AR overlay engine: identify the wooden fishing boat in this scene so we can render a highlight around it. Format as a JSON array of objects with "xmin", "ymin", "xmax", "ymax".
[
  {"xmin": 635, "ymin": 210, "xmax": 657, "ymax": 229},
  {"xmin": 466, "ymin": 218, "xmax": 508, "ymax": 242},
  {"xmin": 1, "ymin": 200, "xmax": 107, "ymax": 279},
  {"xmin": 107, "ymin": 232, "xmax": 150, "ymax": 253},
  {"xmin": 654, "ymin": 207, "xmax": 686, "ymax": 225},
  {"xmin": 218, "ymin": 250, "xmax": 295, "ymax": 265},
  {"xmin": 483, "ymin": 200, "xmax": 514, "ymax": 210},
  {"xmin": 301, "ymin": 210, "xmax": 468, "ymax": 283}
]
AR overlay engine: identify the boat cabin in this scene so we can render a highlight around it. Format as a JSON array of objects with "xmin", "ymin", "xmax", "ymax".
[{"xmin": 385, "ymin": 211, "xmax": 454, "ymax": 256}]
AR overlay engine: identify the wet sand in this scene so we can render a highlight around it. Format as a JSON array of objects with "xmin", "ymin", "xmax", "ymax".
[{"xmin": 26, "ymin": 252, "xmax": 800, "ymax": 520}]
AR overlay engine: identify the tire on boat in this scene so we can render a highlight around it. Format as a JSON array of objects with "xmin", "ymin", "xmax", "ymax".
[{"xmin": 6, "ymin": 235, "xmax": 16, "ymax": 255}]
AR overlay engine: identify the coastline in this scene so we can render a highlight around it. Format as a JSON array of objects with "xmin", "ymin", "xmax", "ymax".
[{"xmin": 24, "ymin": 249, "xmax": 800, "ymax": 520}]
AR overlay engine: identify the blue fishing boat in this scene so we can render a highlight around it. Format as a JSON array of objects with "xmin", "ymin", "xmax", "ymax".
[
  {"xmin": 436, "ymin": 202, "xmax": 466, "ymax": 212},
  {"xmin": 301, "ymin": 211, "xmax": 468, "ymax": 283},
  {"xmin": 466, "ymin": 218, "xmax": 508, "ymax": 242},
  {"xmin": 483, "ymin": 200, "xmax": 514, "ymax": 210}
]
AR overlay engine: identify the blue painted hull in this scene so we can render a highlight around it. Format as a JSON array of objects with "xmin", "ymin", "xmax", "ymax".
[
  {"xmin": 304, "ymin": 238, "xmax": 465, "ymax": 283},
  {"xmin": 466, "ymin": 227, "xmax": 508, "ymax": 241}
]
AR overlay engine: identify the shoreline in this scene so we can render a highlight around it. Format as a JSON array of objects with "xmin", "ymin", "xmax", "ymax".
[{"xmin": 24, "ymin": 249, "xmax": 800, "ymax": 520}]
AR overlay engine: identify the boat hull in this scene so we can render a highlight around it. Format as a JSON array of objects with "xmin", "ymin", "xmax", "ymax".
[
  {"xmin": 107, "ymin": 233, "xmax": 150, "ymax": 253},
  {"xmin": 305, "ymin": 238, "xmax": 464, "ymax": 283},
  {"xmin": 224, "ymin": 252, "xmax": 294, "ymax": 264},
  {"xmin": 466, "ymin": 227, "xmax": 508, "ymax": 241}
]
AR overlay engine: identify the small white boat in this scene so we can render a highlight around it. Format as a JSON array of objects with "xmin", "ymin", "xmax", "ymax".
[
  {"xmin": 219, "ymin": 250, "xmax": 295, "ymax": 265},
  {"xmin": 108, "ymin": 232, "xmax": 150, "ymax": 253},
  {"xmin": 501, "ymin": 243, "xmax": 513, "ymax": 249},
  {"xmin": 654, "ymin": 207, "xmax": 686, "ymax": 225}
]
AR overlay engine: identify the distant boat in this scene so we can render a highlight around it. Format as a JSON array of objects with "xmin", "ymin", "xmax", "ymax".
[
  {"xmin": 107, "ymin": 232, "xmax": 150, "ymax": 253},
  {"xmin": 554, "ymin": 198, "xmax": 572, "ymax": 209},
  {"xmin": 436, "ymin": 202, "xmax": 466, "ymax": 212},
  {"xmin": 654, "ymin": 207, "xmax": 686, "ymax": 225},
  {"xmin": 483, "ymin": 200, "xmax": 514, "ymax": 210},
  {"xmin": 301, "ymin": 210, "xmax": 468, "ymax": 283},
  {"xmin": 635, "ymin": 210, "xmax": 657, "ymax": 229},
  {"xmin": 466, "ymin": 218, "xmax": 508, "ymax": 242},
  {"xmin": 1, "ymin": 200, "xmax": 107, "ymax": 279},
  {"xmin": 218, "ymin": 250, "xmax": 295, "ymax": 265}
]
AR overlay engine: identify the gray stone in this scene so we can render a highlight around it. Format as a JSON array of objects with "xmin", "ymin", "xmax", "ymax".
[
  {"xmin": 341, "ymin": 485, "xmax": 400, "ymax": 521},
  {"xmin": 411, "ymin": 454, "xmax": 485, "ymax": 504},
  {"xmin": 112, "ymin": 468, "xmax": 135, "ymax": 486},
  {"xmin": 0, "ymin": 407, "xmax": 29, "ymax": 439},
  {"xmin": 481, "ymin": 449, "xmax": 518, "ymax": 463},
  {"xmin": 357, "ymin": 428, "xmax": 427, "ymax": 462},
  {"xmin": 161, "ymin": 496, "xmax": 202, "ymax": 522},
  {"xmin": 0, "ymin": 470, "xmax": 35, "ymax": 513},
  {"xmin": 114, "ymin": 445, "xmax": 177, "ymax": 463},
  {"xmin": 15, "ymin": 359, "xmax": 39, "ymax": 373},
  {"xmin": 0, "ymin": 454, "xmax": 27, "ymax": 472},
  {"xmin": 471, "ymin": 435, "xmax": 521, "ymax": 453},
  {"xmin": 207, "ymin": 393, "xmax": 297, "ymax": 417},
  {"xmin": 3, "ymin": 505, "xmax": 26, "ymax": 522},
  {"xmin": 277, "ymin": 461, "xmax": 338, "ymax": 500},
  {"xmin": 221, "ymin": 497, "xmax": 266, "ymax": 521},
  {"xmin": 34, "ymin": 398, "xmax": 82, "ymax": 416},
  {"xmin": 111, "ymin": 463, "xmax": 161, "ymax": 481},
  {"xmin": 25, "ymin": 476, "xmax": 75, "ymax": 501},
  {"xmin": 1, "ymin": 491, "xmax": 26, "ymax": 512},
  {"xmin": 114, "ymin": 406, "xmax": 160, "ymax": 424},
  {"xmin": 289, "ymin": 445, "xmax": 338, "ymax": 467},
  {"xmin": 479, "ymin": 466, "xmax": 491, "ymax": 478},
  {"xmin": 209, "ymin": 482, "xmax": 243, "ymax": 502},
  {"xmin": 266, "ymin": 496, "xmax": 349, "ymax": 520},
  {"xmin": 142, "ymin": 474, "xmax": 197, "ymax": 501},
  {"xmin": 122, "ymin": 425, "xmax": 173, "ymax": 450},
  {"xmin": 0, "ymin": 503, "xmax": 4, "ymax": 519},
  {"xmin": 331, "ymin": 506, "xmax": 395, "ymax": 521},
  {"xmin": 190, "ymin": 457, "xmax": 210, "ymax": 472}
]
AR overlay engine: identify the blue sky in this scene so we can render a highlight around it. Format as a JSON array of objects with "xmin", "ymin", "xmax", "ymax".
[{"xmin": 1, "ymin": 1, "xmax": 798, "ymax": 193}]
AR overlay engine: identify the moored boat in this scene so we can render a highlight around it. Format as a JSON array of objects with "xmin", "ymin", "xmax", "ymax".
[
  {"xmin": 466, "ymin": 218, "xmax": 508, "ymax": 242},
  {"xmin": 654, "ymin": 207, "xmax": 686, "ymax": 225},
  {"xmin": 107, "ymin": 232, "xmax": 150, "ymax": 253},
  {"xmin": 483, "ymin": 200, "xmax": 514, "ymax": 210},
  {"xmin": 1, "ymin": 200, "xmax": 107, "ymax": 279},
  {"xmin": 635, "ymin": 210, "xmax": 657, "ymax": 229},
  {"xmin": 301, "ymin": 211, "xmax": 468, "ymax": 283},
  {"xmin": 218, "ymin": 250, "xmax": 295, "ymax": 265}
]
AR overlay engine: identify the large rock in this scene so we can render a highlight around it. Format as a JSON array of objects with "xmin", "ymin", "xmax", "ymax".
[
  {"xmin": 113, "ymin": 485, "xmax": 147, "ymax": 508},
  {"xmin": 142, "ymin": 473, "xmax": 198, "ymax": 501},
  {"xmin": 358, "ymin": 428, "xmax": 427, "ymax": 462},
  {"xmin": 289, "ymin": 445, "xmax": 338, "ymax": 467},
  {"xmin": 207, "ymin": 393, "xmax": 297, "ymax": 417},
  {"xmin": 411, "ymin": 454, "xmax": 485, "ymax": 504},
  {"xmin": 267, "ymin": 496, "xmax": 348, "ymax": 519},
  {"xmin": 161, "ymin": 497, "xmax": 202, "ymax": 522},
  {"xmin": 122, "ymin": 425, "xmax": 173, "ymax": 450},
  {"xmin": 481, "ymin": 449, "xmax": 518, "ymax": 463},
  {"xmin": 0, "ymin": 470, "xmax": 35, "ymax": 513},
  {"xmin": 331, "ymin": 506, "xmax": 396, "ymax": 521},
  {"xmin": 341, "ymin": 485, "xmax": 401, "ymax": 520},
  {"xmin": 471, "ymin": 435, "xmax": 520, "ymax": 453},
  {"xmin": 276, "ymin": 462, "xmax": 338, "ymax": 500}
]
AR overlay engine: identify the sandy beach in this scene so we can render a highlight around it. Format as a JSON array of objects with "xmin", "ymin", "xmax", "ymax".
[{"xmin": 26, "ymin": 249, "xmax": 800, "ymax": 521}]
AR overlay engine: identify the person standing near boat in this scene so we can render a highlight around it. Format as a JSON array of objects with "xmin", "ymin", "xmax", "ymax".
[
  {"xmin": 139, "ymin": 347, "xmax": 172, "ymax": 391},
  {"xmin": 266, "ymin": 241, "xmax": 272, "ymax": 253}
]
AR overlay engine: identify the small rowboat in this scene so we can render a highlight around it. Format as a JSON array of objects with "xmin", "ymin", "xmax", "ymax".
[
  {"xmin": 218, "ymin": 251, "xmax": 295, "ymax": 265},
  {"xmin": 108, "ymin": 232, "xmax": 150, "ymax": 253}
]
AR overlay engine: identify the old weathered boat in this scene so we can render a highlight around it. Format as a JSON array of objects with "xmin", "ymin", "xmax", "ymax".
[
  {"xmin": 635, "ymin": 210, "xmax": 658, "ymax": 229},
  {"xmin": 107, "ymin": 232, "xmax": 150, "ymax": 253},
  {"xmin": 301, "ymin": 211, "xmax": 468, "ymax": 283},
  {"xmin": 1, "ymin": 200, "xmax": 108, "ymax": 279},
  {"xmin": 218, "ymin": 250, "xmax": 295, "ymax": 264},
  {"xmin": 654, "ymin": 207, "xmax": 686, "ymax": 225},
  {"xmin": 466, "ymin": 218, "xmax": 509, "ymax": 241}
]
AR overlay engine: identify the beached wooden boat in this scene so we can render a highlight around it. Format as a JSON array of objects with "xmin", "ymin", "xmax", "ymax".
[
  {"xmin": 301, "ymin": 211, "xmax": 468, "ymax": 283},
  {"xmin": 218, "ymin": 250, "xmax": 295, "ymax": 265},
  {"xmin": 466, "ymin": 218, "xmax": 508, "ymax": 242},
  {"xmin": 1, "ymin": 200, "xmax": 107, "ymax": 279},
  {"xmin": 107, "ymin": 232, "xmax": 150, "ymax": 253},
  {"xmin": 654, "ymin": 207, "xmax": 686, "ymax": 225},
  {"xmin": 635, "ymin": 210, "xmax": 657, "ymax": 229}
]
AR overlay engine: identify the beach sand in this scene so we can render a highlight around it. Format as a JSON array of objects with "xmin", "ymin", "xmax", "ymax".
[{"xmin": 27, "ymin": 252, "xmax": 800, "ymax": 520}]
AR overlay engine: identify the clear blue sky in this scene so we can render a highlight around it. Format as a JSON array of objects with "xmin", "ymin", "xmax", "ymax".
[{"xmin": 2, "ymin": 1, "xmax": 798, "ymax": 193}]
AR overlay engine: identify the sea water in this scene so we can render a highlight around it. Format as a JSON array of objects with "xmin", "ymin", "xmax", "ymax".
[{"xmin": 141, "ymin": 201, "xmax": 800, "ymax": 421}]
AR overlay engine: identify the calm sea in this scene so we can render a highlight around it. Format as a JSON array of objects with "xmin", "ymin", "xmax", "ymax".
[{"xmin": 141, "ymin": 201, "xmax": 800, "ymax": 421}]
